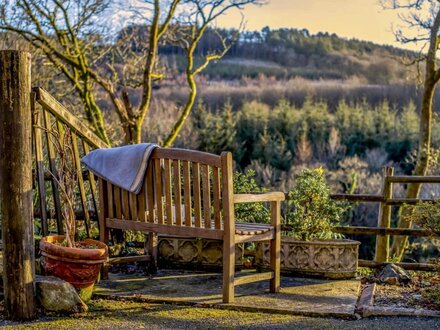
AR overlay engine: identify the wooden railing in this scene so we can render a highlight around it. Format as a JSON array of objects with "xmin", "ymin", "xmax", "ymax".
[
  {"xmin": 32, "ymin": 87, "xmax": 109, "ymax": 237},
  {"xmin": 330, "ymin": 166, "xmax": 439, "ymax": 271}
]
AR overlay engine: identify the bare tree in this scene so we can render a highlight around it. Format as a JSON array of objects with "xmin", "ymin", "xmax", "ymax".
[
  {"xmin": 381, "ymin": 0, "xmax": 440, "ymax": 259},
  {"xmin": 0, "ymin": 0, "xmax": 263, "ymax": 145}
]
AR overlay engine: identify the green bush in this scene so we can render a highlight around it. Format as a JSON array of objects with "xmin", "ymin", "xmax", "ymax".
[
  {"xmin": 403, "ymin": 201, "xmax": 440, "ymax": 236},
  {"xmin": 233, "ymin": 169, "xmax": 270, "ymax": 223},
  {"xmin": 284, "ymin": 168, "xmax": 346, "ymax": 241}
]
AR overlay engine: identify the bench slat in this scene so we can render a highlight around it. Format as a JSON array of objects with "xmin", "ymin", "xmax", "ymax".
[
  {"xmin": 193, "ymin": 162, "xmax": 202, "ymax": 227},
  {"xmin": 152, "ymin": 148, "xmax": 221, "ymax": 167},
  {"xmin": 138, "ymin": 180, "xmax": 146, "ymax": 222},
  {"xmin": 155, "ymin": 159, "xmax": 164, "ymax": 224},
  {"xmin": 164, "ymin": 159, "xmax": 173, "ymax": 225},
  {"xmin": 122, "ymin": 189, "xmax": 130, "ymax": 220},
  {"xmin": 212, "ymin": 166, "xmax": 221, "ymax": 229},
  {"xmin": 129, "ymin": 192, "xmax": 137, "ymax": 221},
  {"xmin": 202, "ymin": 164, "xmax": 211, "ymax": 229},
  {"xmin": 114, "ymin": 186, "xmax": 122, "ymax": 219},
  {"xmin": 173, "ymin": 160, "xmax": 182, "ymax": 226},
  {"xmin": 106, "ymin": 181, "xmax": 114, "ymax": 218},
  {"xmin": 147, "ymin": 163, "xmax": 155, "ymax": 223},
  {"xmin": 106, "ymin": 218, "xmax": 223, "ymax": 240},
  {"xmin": 183, "ymin": 161, "xmax": 192, "ymax": 226}
]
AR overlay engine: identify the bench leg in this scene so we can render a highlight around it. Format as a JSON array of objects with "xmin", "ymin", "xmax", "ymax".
[
  {"xmin": 101, "ymin": 263, "xmax": 109, "ymax": 280},
  {"xmin": 147, "ymin": 232, "xmax": 158, "ymax": 274},
  {"xmin": 270, "ymin": 201, "xmax": 281, "ymax": 293},
  {"xmin": 223, "ymin": 238, "xmax": 235, "ymax": 303},
  {"xmin": 99, "ymin": 215, "xmax": 110, "ymax": 281}
]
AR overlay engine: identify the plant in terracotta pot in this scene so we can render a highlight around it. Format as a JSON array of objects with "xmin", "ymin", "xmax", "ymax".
[
  {"xmin": 257, "ymin": 168, "xmax": 360, "ymax": 279},
  {"xmin": 38, "ymin": 127, "xmax": 108, "ymax": 301}
]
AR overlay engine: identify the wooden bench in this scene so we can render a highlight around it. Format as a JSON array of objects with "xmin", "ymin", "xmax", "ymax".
[{"xmin": 97, "ymin": 148, "xmax": 284, "ymax": 303}]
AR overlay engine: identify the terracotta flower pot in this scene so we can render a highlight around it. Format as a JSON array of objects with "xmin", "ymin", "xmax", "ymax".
[{"xmin": 40, "ymin": 235, "xmax": 108, "ymax": 289}]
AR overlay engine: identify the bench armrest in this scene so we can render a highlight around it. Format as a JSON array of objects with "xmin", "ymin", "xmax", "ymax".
[{"xmin": 233, "ymin": 192, "xmax": 285, "ymax": 204}]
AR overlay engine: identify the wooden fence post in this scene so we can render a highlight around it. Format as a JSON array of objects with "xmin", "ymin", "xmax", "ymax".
[
  {"xmin": 0, "ymin": 51, "xmax": 37, "ymax": 320},
  {"xmin": 374, "ymin": 166, "xmax": 394, "ymax": 263}
]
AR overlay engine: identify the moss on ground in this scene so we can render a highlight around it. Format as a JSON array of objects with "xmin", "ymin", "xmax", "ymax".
[
  {"xmin": 1, "ymin": 299, "xmax": 440, "ymax": 329},
  {"xmin": 0, "ymin": 299, "xmax": 299, "ymax": 329}
]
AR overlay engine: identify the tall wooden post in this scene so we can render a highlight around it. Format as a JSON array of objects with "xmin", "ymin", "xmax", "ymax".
[
  {"xmin": 0, "ymin": 51, "xmax": 37, "ymax": 320},
  {"xmin": 375, "ymin": 166, "xmax": 394, "ymax": 263}
]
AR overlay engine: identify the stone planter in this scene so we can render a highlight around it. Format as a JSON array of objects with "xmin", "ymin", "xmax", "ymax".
[
  {"xmin": 157, "ymin": 236, "xmax": 244, "ymax": 270},
  {"xmin": 256, "ymin": 238, "xmax": 360, "ymax": 279}
]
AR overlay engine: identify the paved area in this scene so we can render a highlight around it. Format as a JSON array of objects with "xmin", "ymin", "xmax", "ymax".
[{"xmin": 94, "ymin": 270, "xmax": 360, "ymax": 318}]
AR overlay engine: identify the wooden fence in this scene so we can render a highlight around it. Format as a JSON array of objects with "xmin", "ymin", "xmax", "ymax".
[
  {"xmin": 32, "ymin": 87, "xmax": 108, "ymax": 237},
  {"xmin": 330, "ymin": 166, "xmax": 439, "ymax": 271}
]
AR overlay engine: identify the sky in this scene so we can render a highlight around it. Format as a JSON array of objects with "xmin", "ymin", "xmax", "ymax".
[{"xmin": 215, "ymin": 0, "xmax": 420, "ymax": 50}]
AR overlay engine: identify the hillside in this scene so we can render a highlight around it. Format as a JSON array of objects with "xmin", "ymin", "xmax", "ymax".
[{"xmin": 159, "ymin": 27, "xmax": 418, "ymax": 84}]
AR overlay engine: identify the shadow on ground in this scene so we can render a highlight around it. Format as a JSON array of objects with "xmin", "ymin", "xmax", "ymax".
[{"xmin": 95, "ymin": 269, "xmax": 359, "ymax": 318}]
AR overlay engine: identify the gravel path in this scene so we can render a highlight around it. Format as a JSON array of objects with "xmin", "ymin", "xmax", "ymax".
[{"xmin": 0, "ymin": 299, "xmax": 439, "ymax": 329}]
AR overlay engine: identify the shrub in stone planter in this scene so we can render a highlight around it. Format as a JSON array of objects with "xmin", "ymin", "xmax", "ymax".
[
  {"xmin": 284, "ymin": 167, "xmax": 345, "ymax": 241},
  {"xmin": 257, "ymin": 168, "xmax": 360, "ymax": 279}
]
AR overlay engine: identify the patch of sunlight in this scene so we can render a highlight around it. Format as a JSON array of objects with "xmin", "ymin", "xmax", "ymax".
[
  {"xmin": 149, "ymin": 306, "xmax": 295, "ymax": 326},
  {"xmin": 151, "ymin": 273, "xmax": 219, "ymax": 281},
  {"xmin": 281, "ymin": 281, "xmax": 355, "ymax": 295},
  {"xmin": 115, "ymin": 277, "xmax": 149, "ymax": 283}
]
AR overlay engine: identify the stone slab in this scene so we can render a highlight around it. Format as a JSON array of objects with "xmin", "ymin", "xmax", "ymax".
[
  {"xmin": 356, "ymin": 283, "xmax": 375, "ymax": 314},
  {"xmin": 94, "ymin": 270, "xmax": 360, "ymax": 318},
  {"xmin": 363, "ymin": 306, "xmax": 440, "ymax": 318}
]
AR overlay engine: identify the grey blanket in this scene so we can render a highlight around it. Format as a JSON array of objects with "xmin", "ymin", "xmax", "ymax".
[{"xmin": 81, "ymin": 143, "xmax": 159, "ymax": 194}]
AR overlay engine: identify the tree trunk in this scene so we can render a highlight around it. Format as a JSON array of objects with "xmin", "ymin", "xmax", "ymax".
[
  {"xmin": 163, "ymin": 73, "xmax": 197, "ymax": 147},
  {"xmin": 0, "ymin": 50, "xmax": 37, "ymax": 321},
  {"xmin": 390, "ymin": 77, "xmax": 435, "ymax": 260}
]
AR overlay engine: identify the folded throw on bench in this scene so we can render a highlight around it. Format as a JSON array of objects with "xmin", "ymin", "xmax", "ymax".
[{"xmin": 81, "ymin": 143, "xmax": 159, "ymax": 194}]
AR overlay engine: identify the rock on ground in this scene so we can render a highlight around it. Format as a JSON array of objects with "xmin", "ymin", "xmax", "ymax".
[
  {"xmin": 36, "ymin": 275, "xmax": 88, "ymax": 313},
  {"xmin": 378, "ymin": 264, "xmax": 411, "ymax": 285}
]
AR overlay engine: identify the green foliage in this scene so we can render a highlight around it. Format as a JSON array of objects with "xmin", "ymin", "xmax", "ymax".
[
  {"xmin": 193, "ymin": 101, "xmax": 236, "ymax": 155},
  {"xmin": 284, "ymin": 168, "xmax": 346, "ymax": 241},
  {"xmin": 191, "ymin": 97, "xmax": 426, "ymax": 177},
  {"xmin": 233, "ymin": 170, "xmax": 270, "ymax": 223},
  {"xmin": 234, "ymin": 101, "xmax": 270, "ymax": 167},
  {"xmin": 403, "ymin": 201, "xmax": 440, "ymax": 236},
  {"xmin": 422, "ymin": 287, "xmax": 440, "ymax": 305}
]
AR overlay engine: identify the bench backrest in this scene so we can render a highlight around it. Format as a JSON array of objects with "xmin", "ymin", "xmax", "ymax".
[{"xmin": 100, "ymin": 148, "xmax": 235, "ymax": 235}]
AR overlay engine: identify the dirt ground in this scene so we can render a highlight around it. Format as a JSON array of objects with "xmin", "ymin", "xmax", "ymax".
[{"xmin": 373, "ymin": 271, "xmax": 440, "ymax": 311}]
